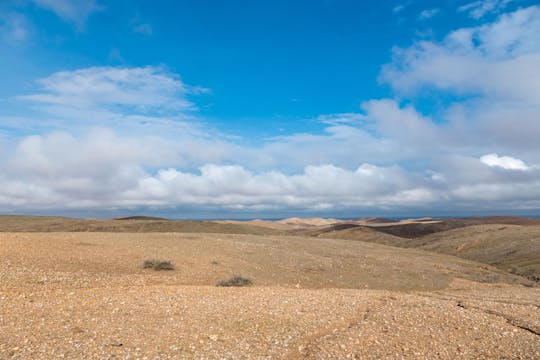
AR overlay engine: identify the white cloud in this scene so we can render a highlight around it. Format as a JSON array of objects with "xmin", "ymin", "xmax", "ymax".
[
  {"xmin": 446, "ymin": 100, "xmax": 540, "ymax": 153},
  {"xmin": 0, "ymin": 134, "xmax": 438, "ymax": 210},
  {"xmin": 3, "ymin": 6, "xmax": 540, "ymax": 219},
  {"xmin": 360, "ymin": 99, "xmax": 438, "ymax": 146},
  {"xmin": 317, "ymin": 113, "xmax": 366, "ymax": 125},
  {"xmin": 254, "ymin": 124, "xmax": 392, "ymax": 169},
  {"xmin": 381, "ymin": 6, "xmax": 540, "ymax": 103},
  {"xmin": 19, "ymin": 66, "xmax": 197, "ymax": 112},
  {"xmin": 0, "ymin": 120, "xmax": 538, "ymax": 213},
  {"xmin": 451, "ymin": 181, "xmax": 540, "ymax": 205},
  {"xmin": 393, "ymin": 2, "xmax": 411, "ymax": 14},
  {"xmin": 32, "ymin": 0, "xmax": 101, "ymax": 29},
  {"xmin": 378, "ymin": 5, "xmax": 540, "ymax": 172},
  {"xmin": 2, "ymin": 129, "xmax": 539, "ymax": 212},
  {"xmin": 458, "ymin": 0, "xmax": 513, "ymax": 19},
  {"xmin": 128, "ymin": 163, "xmax": 431, "ymax": 208},
  {"xmin": 419, "ymin": 8, "xmax": 440, "ymax": 20},
  {"xmin": 480, "ymin": 153, "xmax": 529, "ymax": 170}
]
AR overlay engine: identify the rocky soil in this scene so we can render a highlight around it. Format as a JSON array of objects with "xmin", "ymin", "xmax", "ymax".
[{"xmin": 0, "ymin": 232, "xmax": 538, "ymax": 359}]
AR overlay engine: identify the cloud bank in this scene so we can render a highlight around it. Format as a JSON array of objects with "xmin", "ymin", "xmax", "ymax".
[
  {"xmin": 1, "ymin": 6, "xmax": 539, "ymax": 216},
  {"xmin": 2, "ymin": 126, "xmax": 539, "ymax": 212}
]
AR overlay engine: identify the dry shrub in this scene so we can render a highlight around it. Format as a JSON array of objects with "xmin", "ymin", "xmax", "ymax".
[
  {"xmin": 216, "ymin": 275, "xmax": 252, "ymax": 287},
  {"xmin": 143, "ymin": 259, "xmax": 175, "ymax": 271}
]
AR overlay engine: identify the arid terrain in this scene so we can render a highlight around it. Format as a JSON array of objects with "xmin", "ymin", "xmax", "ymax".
[{"xmin": 1, "ymin": 215, "xmax": 539, "ymax": 359}]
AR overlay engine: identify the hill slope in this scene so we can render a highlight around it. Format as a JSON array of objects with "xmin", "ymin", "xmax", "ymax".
[
  {"xmin": 1, "ymin": 222, "xmax": 538, "ymax": 358},
  {"xmin": 305, "ymin": 222, "xmax": 540, "ymax": 281},
  {"xmin": 0, "ymin": 216, "xmax": 277, "ymax": 235},
  {"xmin": 359, "ymin": 216, "xmax": 540, "ymax": 238},
  {"xmin": 410, "ymin": 224, "xmax": 540, "ymax": 280},
  {"xmin": 1, "ymin": 232, "xmax": 532, "ymax": 291}
]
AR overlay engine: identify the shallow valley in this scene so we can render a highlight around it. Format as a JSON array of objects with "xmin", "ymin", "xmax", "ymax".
[{"xmin": 0, "ymin": 216, "xmax": 539, "ymax": 358}]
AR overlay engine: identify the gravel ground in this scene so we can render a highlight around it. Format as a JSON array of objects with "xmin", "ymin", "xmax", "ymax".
[
  {"xmin": 1, "ymin": 283, "xmax": 538, "ymax": 359},
  {"xmin": 1, "ymin": 233, "xmax": 538, "ymax": 359}
]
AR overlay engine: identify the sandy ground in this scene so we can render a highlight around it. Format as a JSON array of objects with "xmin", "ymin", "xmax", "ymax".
[{"xmin": 1, "ymin": 232, "xmax": 539, "ymax": 359}]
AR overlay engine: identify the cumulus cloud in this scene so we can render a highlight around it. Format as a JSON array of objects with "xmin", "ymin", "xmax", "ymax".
[
  {"xmin": 32, "ymin": 0, "xmax": 101, "ymax": 29},
  {"xmin": 0, "ymin": 121, "xmax": 538, "ymax": 213},
  {"xmin": 3, "ymin": 65, "xmax": 539, "ymax": 214},
  {"xmin": 127, "ymin": 163, "xmax": 434, "ymax": 209},
  {"xmin": 378, "ymin": 5, "xmax": 540, "ymax": 167},
  {"xmin": 381, "ymin": 6, "xmax": 540, "ymax": 103},
  {"xmin": 2, "ymin": 129, "xmax": 539, "ymax": 212},
  {"xmin": 0, "ymin": 134, "xmax": 439, "ymax": 210},
  {"xmin": 255, "ymin": 125, "xmax": 390, "ymax": 169},
  {"xmin": 360, "ymin": 99, "xmax": 439, "ymax": 146},
  {"xmin": 480, "ymin": 153, "xmax": 529, "ymax": 170},
  {"xmin": 2, "ymin": 5, "xmax": 540, "ymax": 215}
]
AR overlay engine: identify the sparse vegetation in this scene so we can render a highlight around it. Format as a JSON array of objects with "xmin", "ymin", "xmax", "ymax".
[
  {"xmin": 216, "ymin": 275, "xmax": 252, "ymax": 287},
  {"xmin": 143, "ymin": 259, "xmax": 175, "ymax": 271}
]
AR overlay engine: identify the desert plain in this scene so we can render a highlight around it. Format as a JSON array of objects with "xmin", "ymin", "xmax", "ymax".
[{"xmin": 0, "ymin": 215, "xmax": 539, "ymax": 359}]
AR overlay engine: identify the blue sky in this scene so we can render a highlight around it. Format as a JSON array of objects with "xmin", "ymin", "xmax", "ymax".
[{"xmin": 0, "ymin": 0, "xmax": 539, "ymax": 218}]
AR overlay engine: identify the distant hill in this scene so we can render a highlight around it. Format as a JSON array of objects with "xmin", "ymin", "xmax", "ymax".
[
  {"xmin": 0, "ymin": 215, "xmax": 278, "ymax": 235},
  {"xmin": 2, "ymin": 214, "xmax": 538, "ymax": 281},
  {"xmin": 297, "ymin": 217, "xmax": 540, "ymax": 281},
  {"xmin": 114, "ymin": 216, "xmax": 169, "ymax": 221},
  {"xmin": 364, "ymin": 217, "xmax": 397, "ymax": 223},
  {"xmin": 216, "ymin": 217, "xmax": 340, "ymax": 230},
  {"xmin": 366, "ymin": 217, "xmax": 540, "ymax": 238}
]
